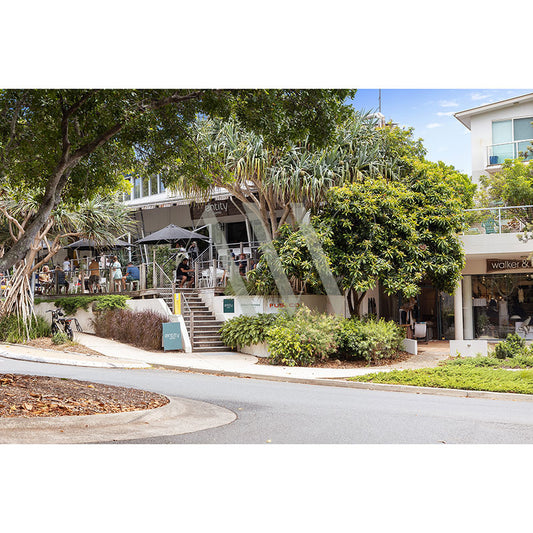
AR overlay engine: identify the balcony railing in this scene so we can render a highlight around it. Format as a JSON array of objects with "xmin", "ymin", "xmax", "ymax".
[
  {"xmin": 487, "ymin": 139, "xmax": 533, "ymax": 166},
  {"xmin": 464, "ymin": 205, "xmax": 533, "ymax": 235}
]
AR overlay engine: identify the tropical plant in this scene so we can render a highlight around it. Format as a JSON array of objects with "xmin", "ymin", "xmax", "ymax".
[
  {"xmin": 493, "ymin": 333, "xmax": 526, "ymax": 359},
  {"xmin": 219, "ymin": 313, "xmax": 278, "ymax": 348}
]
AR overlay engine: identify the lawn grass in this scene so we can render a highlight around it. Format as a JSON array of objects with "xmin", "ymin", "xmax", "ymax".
[{"xmin": 349, "ymin": 365, "xmax": 533, "ymax": 394}]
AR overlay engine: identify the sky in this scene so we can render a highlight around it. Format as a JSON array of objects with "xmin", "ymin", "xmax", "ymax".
[{"xmin": 349, "ymin": 89, "xmax": 533, "ymax": 177}]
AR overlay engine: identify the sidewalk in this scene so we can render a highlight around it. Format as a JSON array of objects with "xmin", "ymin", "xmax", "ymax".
[{"xmin": 0, "ymin": 333, "xmax": 451, "ymax": 381}]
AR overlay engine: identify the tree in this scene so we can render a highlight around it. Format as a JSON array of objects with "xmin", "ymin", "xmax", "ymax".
[
  {"xmin": 0, "ymin": 89, "xmax": 356, "ymax": 272},
  {"xmin": 175, "ymin": 112, "xmax": 404, "ymax": 240},
  {"xmin": 248, "ymin": 159, "xmax": 467, "ymax": 316},
  {"xmin": 0, "ymin": 192, "xmax": 133, "ymax": 327},
  {"xmin": 476, "ymin": 158, "xmax": 533, "ymax": 207}
]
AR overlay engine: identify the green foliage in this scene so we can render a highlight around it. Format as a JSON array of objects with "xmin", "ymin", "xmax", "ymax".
[
  {"xmin": 0, "ymin": 314, "xmax": 50, "ymax": 343},
  {"xmin": 349, "ymin": 365, "xmax": 533, "ymax": 395},
  {"xmin": 493, "ymin": 333, "xmax": 526, "ymax": 359},
  {"xmin": 146, "ymin": 245, "xmax": 178, "ymax": 286},
  {"xmin": 92, "ymin": 295, "xmax": 130, "ymax": 312},
  {"xmin": 47, "ymin": 295, "xmax": 129, "ymax": 315},
  {"xmin": 219, "ymin": 314, "xmax": 278, "ymax": 348},
  {"xmin": 266, "ymin": 308, "xmax": 340, "ymax": 367},
  {"xmin": 477, "ymin": 158, "xmax": 533, "ymax": 207},
  {"xmin": 446, "ymin": 353, "xmax": 533, "ymax": 369},
  {"xmin": 92, "ymin": 309, "xmax": 169, "ymax": 351},
  {"xmin": 335, "ymin": 318, "xmax": 405, "ymax": 362},
  {"xmin": 52, "ymin": 331, "xmax": 70, "ymax": 345}
]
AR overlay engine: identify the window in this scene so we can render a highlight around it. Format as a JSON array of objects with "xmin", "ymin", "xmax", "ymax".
[
  {"xmin": 491, "ymin": 117, "xmax": 533, "ymax": 163},
  {"xmin": 150, "ymin": 176, "xmax": 159, "ymax": 195}
]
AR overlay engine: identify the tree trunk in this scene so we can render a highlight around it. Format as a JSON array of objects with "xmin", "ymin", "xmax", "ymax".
[{"xmin": 347, "ymin": 288, "xmax": 366, "ymax": 317}]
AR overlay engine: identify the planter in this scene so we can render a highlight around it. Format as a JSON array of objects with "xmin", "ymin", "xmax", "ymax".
[{"xmin": 238, "ymin": 342, "xmax": 270, "ymax": 358}]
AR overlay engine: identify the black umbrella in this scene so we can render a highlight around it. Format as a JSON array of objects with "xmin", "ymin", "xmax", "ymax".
[
  {"xmin": 66, "ymin": 238, "xmax": 133, "ymax": 250},
  {"xmin": 135, "ymin": 224, "xmax": 208, "ymax": 245}
]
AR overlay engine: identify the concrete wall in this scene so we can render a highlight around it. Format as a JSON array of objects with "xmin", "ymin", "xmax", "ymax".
[
  {"xmin": 34, "ymin": 297, "xmax": 192, "ymax": 352},
  {"xmin": 199, "ymin": 293, "xmax": 347, "ymax": 322}
]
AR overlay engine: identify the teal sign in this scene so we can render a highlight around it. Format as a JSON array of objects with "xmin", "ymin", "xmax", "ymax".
[
  {"xmin": 162, "ymin": 322, "xmax": 182, "ymax": 351},
  {"xmin": 223, "ymin": 298, "xmax": 235, "ymax": 313}
]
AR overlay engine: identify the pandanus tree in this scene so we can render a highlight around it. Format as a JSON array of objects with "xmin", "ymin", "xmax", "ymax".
[
  {"xmin": 0, "ymin": 191, "xmax": 134, "ymax": 327},
  {"xmin": 178, "ymin": 112, "xmax": 397, "ymax": 240}
]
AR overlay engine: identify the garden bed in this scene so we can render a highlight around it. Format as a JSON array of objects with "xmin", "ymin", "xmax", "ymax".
[{"xmin": 0, "ymin": 373, "xmax": 169, "ymax": 418}]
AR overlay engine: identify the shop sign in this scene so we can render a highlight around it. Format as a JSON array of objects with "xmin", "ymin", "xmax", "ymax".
[
  {"xmin": 223, "ymin": 298, "xmax": 235, "ymax": 313},
  {"xmin": 162, "ymin": 322, "xmax": 182, "ymax": 351},
  {"xmin": 486, "ymin": 258, "xmax": 533, "ymax": 273},
  {"xmin": 190, "ymin": 197, "xmax": 245, "ymax": 220}
]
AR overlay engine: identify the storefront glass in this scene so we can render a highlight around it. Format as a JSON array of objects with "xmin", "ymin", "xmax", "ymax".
[{"xmin": 471, "ymin": 273, "xmax": 533, "ymax": 339}]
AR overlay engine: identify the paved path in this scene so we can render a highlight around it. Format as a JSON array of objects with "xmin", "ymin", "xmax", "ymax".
[{"xmin": 0, "ymin": 334, "xmax": 452, "ymax": 380}]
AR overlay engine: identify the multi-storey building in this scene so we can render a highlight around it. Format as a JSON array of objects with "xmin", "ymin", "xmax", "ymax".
[{"xmin": 453, "ymin": 93, "xmax": 533, "ymax": 352}]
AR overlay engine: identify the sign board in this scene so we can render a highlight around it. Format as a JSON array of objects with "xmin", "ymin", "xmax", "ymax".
[
  {"xmin": 223, "ymin": 298, "xmax": 235, "ymax": 313},
  {"xmin": 174, "ymin": 293, "xmax": 181, "ymax": 315},
  {"xmin": 486, "ymin": 258, "xmax": 533, "ymax": 273},
  {"xmin": 162, "ymin": 322, "xmax": 182, "ymax": 351}
]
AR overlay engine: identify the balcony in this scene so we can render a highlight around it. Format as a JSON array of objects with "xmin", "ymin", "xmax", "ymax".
[
  {"xmin": 486, "ymin": 139, "xmax": 533, "ymax": 167},
  {"xmin": 464, "ymin": 205, "xmax": 533, "ymax": 235}
]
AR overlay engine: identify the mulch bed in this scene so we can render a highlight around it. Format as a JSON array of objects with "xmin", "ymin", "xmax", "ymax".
[
  {"xmin": 255, "ymin": 351, "xmax": 413, "ymax": 369},
  {"xmin": 0, "ymin": 374, "xmax": 169, "ymax": 419},
  {"xmin": 25, "ymin": 337, "xmax": 103, "ymax": 356}
]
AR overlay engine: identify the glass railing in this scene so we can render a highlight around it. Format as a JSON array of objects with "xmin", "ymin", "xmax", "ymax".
[
  {"xmin": 487, "ymin": 139, "xmax": 533, "ymax": 165},
  {"xmin": 463, "ymin": 205, "xmax": 533, "ymax": 235}
]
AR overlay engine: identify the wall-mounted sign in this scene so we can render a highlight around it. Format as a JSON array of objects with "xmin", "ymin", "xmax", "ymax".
[
  {"xmin": 223, "ymin": 298, "xmax": 235, "ymax": 313},
  {"xmin": 190, "ymin": 197, "xmax": 246, "ymax": 221},
  {"xmin": 486, "ymin": 258, "xmax": 533, "ymax": 273},
  {"xmin": 162, "ymin": 322, "xmax": 182, "ymax": 351}
]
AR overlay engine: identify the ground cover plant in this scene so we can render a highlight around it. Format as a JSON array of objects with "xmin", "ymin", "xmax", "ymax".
[
  {"xmin": 348, "ymin": 366, "xmax": 533, "ymax": 395},
  {"xmin": 349, "ymin": 333, "xmax": 533, "ymax": 394},
  {"xmin": 93, "ymin": 309, "xmax": 169, "ymax": 351},
  {"xmin": 219, "ymin": 307, "xmax": 406, "ymax": 367}
]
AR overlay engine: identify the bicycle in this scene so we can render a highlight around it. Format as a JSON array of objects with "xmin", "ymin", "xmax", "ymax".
[{"xmin": 46, "ymin": 309, "xmax": 83, "ymax": 341}]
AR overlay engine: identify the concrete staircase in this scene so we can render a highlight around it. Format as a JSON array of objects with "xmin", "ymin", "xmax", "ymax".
[{"xmin": 156, "ymin": 288, "xmax": 226, "ymax": 352}]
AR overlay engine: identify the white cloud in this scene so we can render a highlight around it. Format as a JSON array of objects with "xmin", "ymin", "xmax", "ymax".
[
  {"xmin": 439, "ymin": 100, "xmax": 459, "ymax": 108},
  {"xmin": 436, "ymin": 111, "xmax": 454, "ymax": 116},
  {"xmin": 426, "ymin": 123, "xmax": 442, "ymax": 129},
  {"xmin": 471, "ymin": 92, "xmax": 492, "ymax": 101}
]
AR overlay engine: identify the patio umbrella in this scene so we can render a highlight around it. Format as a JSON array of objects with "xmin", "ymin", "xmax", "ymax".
[
  {"xmin": 66, "ymin": 238, "xmax": 133, "ymax": 250},
  {"xmin": 135, "ymin": 224, "xmax": 208, "ymax": 245}
]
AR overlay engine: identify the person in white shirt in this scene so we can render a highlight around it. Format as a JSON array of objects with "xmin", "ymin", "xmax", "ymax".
[{"xmin": 63, "ymin": 258, "xmax": 71, "ymax": 272}]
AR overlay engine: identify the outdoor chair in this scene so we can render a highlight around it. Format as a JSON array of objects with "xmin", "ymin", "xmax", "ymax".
[{"xmin": 413, "ymin": 322, "xmax": 428, "ymax": 343}]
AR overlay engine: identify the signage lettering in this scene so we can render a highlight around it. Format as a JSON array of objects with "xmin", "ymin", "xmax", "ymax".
[{"xmin": 486, "ymin": 258, "xmax": 533, "ymax": 273}]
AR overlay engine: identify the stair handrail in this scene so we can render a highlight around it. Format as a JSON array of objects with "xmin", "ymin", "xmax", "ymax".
[{"xmin": 173, "ymin": 283, "xmax": 194, "ymax": 349}]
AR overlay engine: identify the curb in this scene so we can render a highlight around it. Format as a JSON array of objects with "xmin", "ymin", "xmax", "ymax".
[
  {"xmin": 151, "ymin": 364, "xmax": 533, "ymax": 402},
  {"xmin": 0, "ymin": 396, "xmax": 237, "ymax": 444}
]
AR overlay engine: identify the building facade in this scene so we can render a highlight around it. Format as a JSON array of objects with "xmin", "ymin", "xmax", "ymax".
[{"xmin": 454, "ymin": 94, "xmax": 533, "ymax": 342}]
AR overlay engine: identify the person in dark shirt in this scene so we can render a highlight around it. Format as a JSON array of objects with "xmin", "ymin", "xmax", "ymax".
[
  {"xmin": 54, "ymin": 265, "xmax": 69, "ymax": 294},
  {"xmin": 176, "ymin": 258, "xmax": 194, "ymax": 288},
  {"xmin": 122, "ymin": 262, "xmax": 140, "ymax": 290}
]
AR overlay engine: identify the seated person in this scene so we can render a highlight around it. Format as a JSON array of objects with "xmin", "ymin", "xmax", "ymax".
[
  {"xmin": 176, "ymin": 258, "xmax": 194, "ymax": 288},
  {"xmin": 88, "ymin": 257, "xmax": 100, "ymax": 293},
  {"xmin": 54, "ymin": 265, "xmax": 69, "ymax": 293},
  {"xmin": 122, "ymin": 262, "xmax": 140, "ymax": 290},
  {"xmin": 237, "ymin": 253, "xmax": 247, "ymax": 276},
  {"xmin": 38, "ymin": 265, "xmax": 53, "ymax": 293}
]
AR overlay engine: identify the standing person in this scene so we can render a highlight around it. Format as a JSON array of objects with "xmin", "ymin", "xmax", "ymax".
[
  {"xmin": 111, "ymin": 255, "xmax": 122, "ymax": 292},
  {"xmin": 188, "ymin": 241, "xmax": 199, "ymax": 262},
  {"xmin": 238, "ymin": 253, "xmax": 247, "ymax": 276},
  {"xmin": 88, "ymin": 257, "xmax": 100, "ymax": 293},
  {"xmin": 63, "ymin": 257, "xmax": 71, "ymax": 272}
]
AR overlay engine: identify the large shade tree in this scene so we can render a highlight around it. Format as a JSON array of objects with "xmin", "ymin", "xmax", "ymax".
[{"xmin": 0, "ymin": 89, "xmax": 356, "ymax": 272}]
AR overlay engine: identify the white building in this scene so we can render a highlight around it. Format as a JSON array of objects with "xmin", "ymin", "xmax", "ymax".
[
  {"xmin": 455, "ymin": 92, "xmax": 533, "ymax": 183},
  {"xmin": 454, "ymin": 94, "xmax": 533, "ymax": 347}
]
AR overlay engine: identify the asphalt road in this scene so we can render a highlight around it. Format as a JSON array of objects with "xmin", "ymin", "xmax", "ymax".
[{"xmin": 2, "ymin": 356, "xmax": 533, "ymax": 444}]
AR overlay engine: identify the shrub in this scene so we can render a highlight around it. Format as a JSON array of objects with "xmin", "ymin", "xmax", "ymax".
[
  {"xmin": 37, "ymin": 295, "xmax": 129, "ymax": 315},
  {"xmin": 219, "ymin": 313, "xmax": 278, "ymax": 349},
  {"xmin": 335, "ymin": 317, "xmax": 405, "ymax": 363},
  {"xmin": 493, "ymin": 333, "xmax": 526, "ymax": 360},
  {"xmin": 92, "ymin": 309, "xmax": 169, "ymax": 351},
  {"xmin": 266, "ymin": 307, "xmax": 340, "ymax": 366},
  {"xmin": 52, "ymin": 331, "xmax": 70, "ymax": 345},
  {"xmin": 0, "ymin": 314, "xmax": 51, "ymax": 343}
]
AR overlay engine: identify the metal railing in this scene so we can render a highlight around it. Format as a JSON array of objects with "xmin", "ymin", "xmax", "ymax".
[
  {"xmin": 463, "ymin": 205, "xmax": 533, "ymax": 235},
  {"xmin": 487, "ymin": 139, "xmax": 533, "ymax": 166}
]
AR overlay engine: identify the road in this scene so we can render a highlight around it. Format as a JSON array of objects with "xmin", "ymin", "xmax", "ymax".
[{"xmin": 2, "ymin": 356, "xmax": 533, "ymax": 444}]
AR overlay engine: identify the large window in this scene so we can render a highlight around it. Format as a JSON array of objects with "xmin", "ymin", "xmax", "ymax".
[
  {"xmin": 123, "ymin": 175, "xmax": 166, "ymax": 201},
  {"xmin": 490, "ymin": 117, "xmax": 533, "ymax": 163}
]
